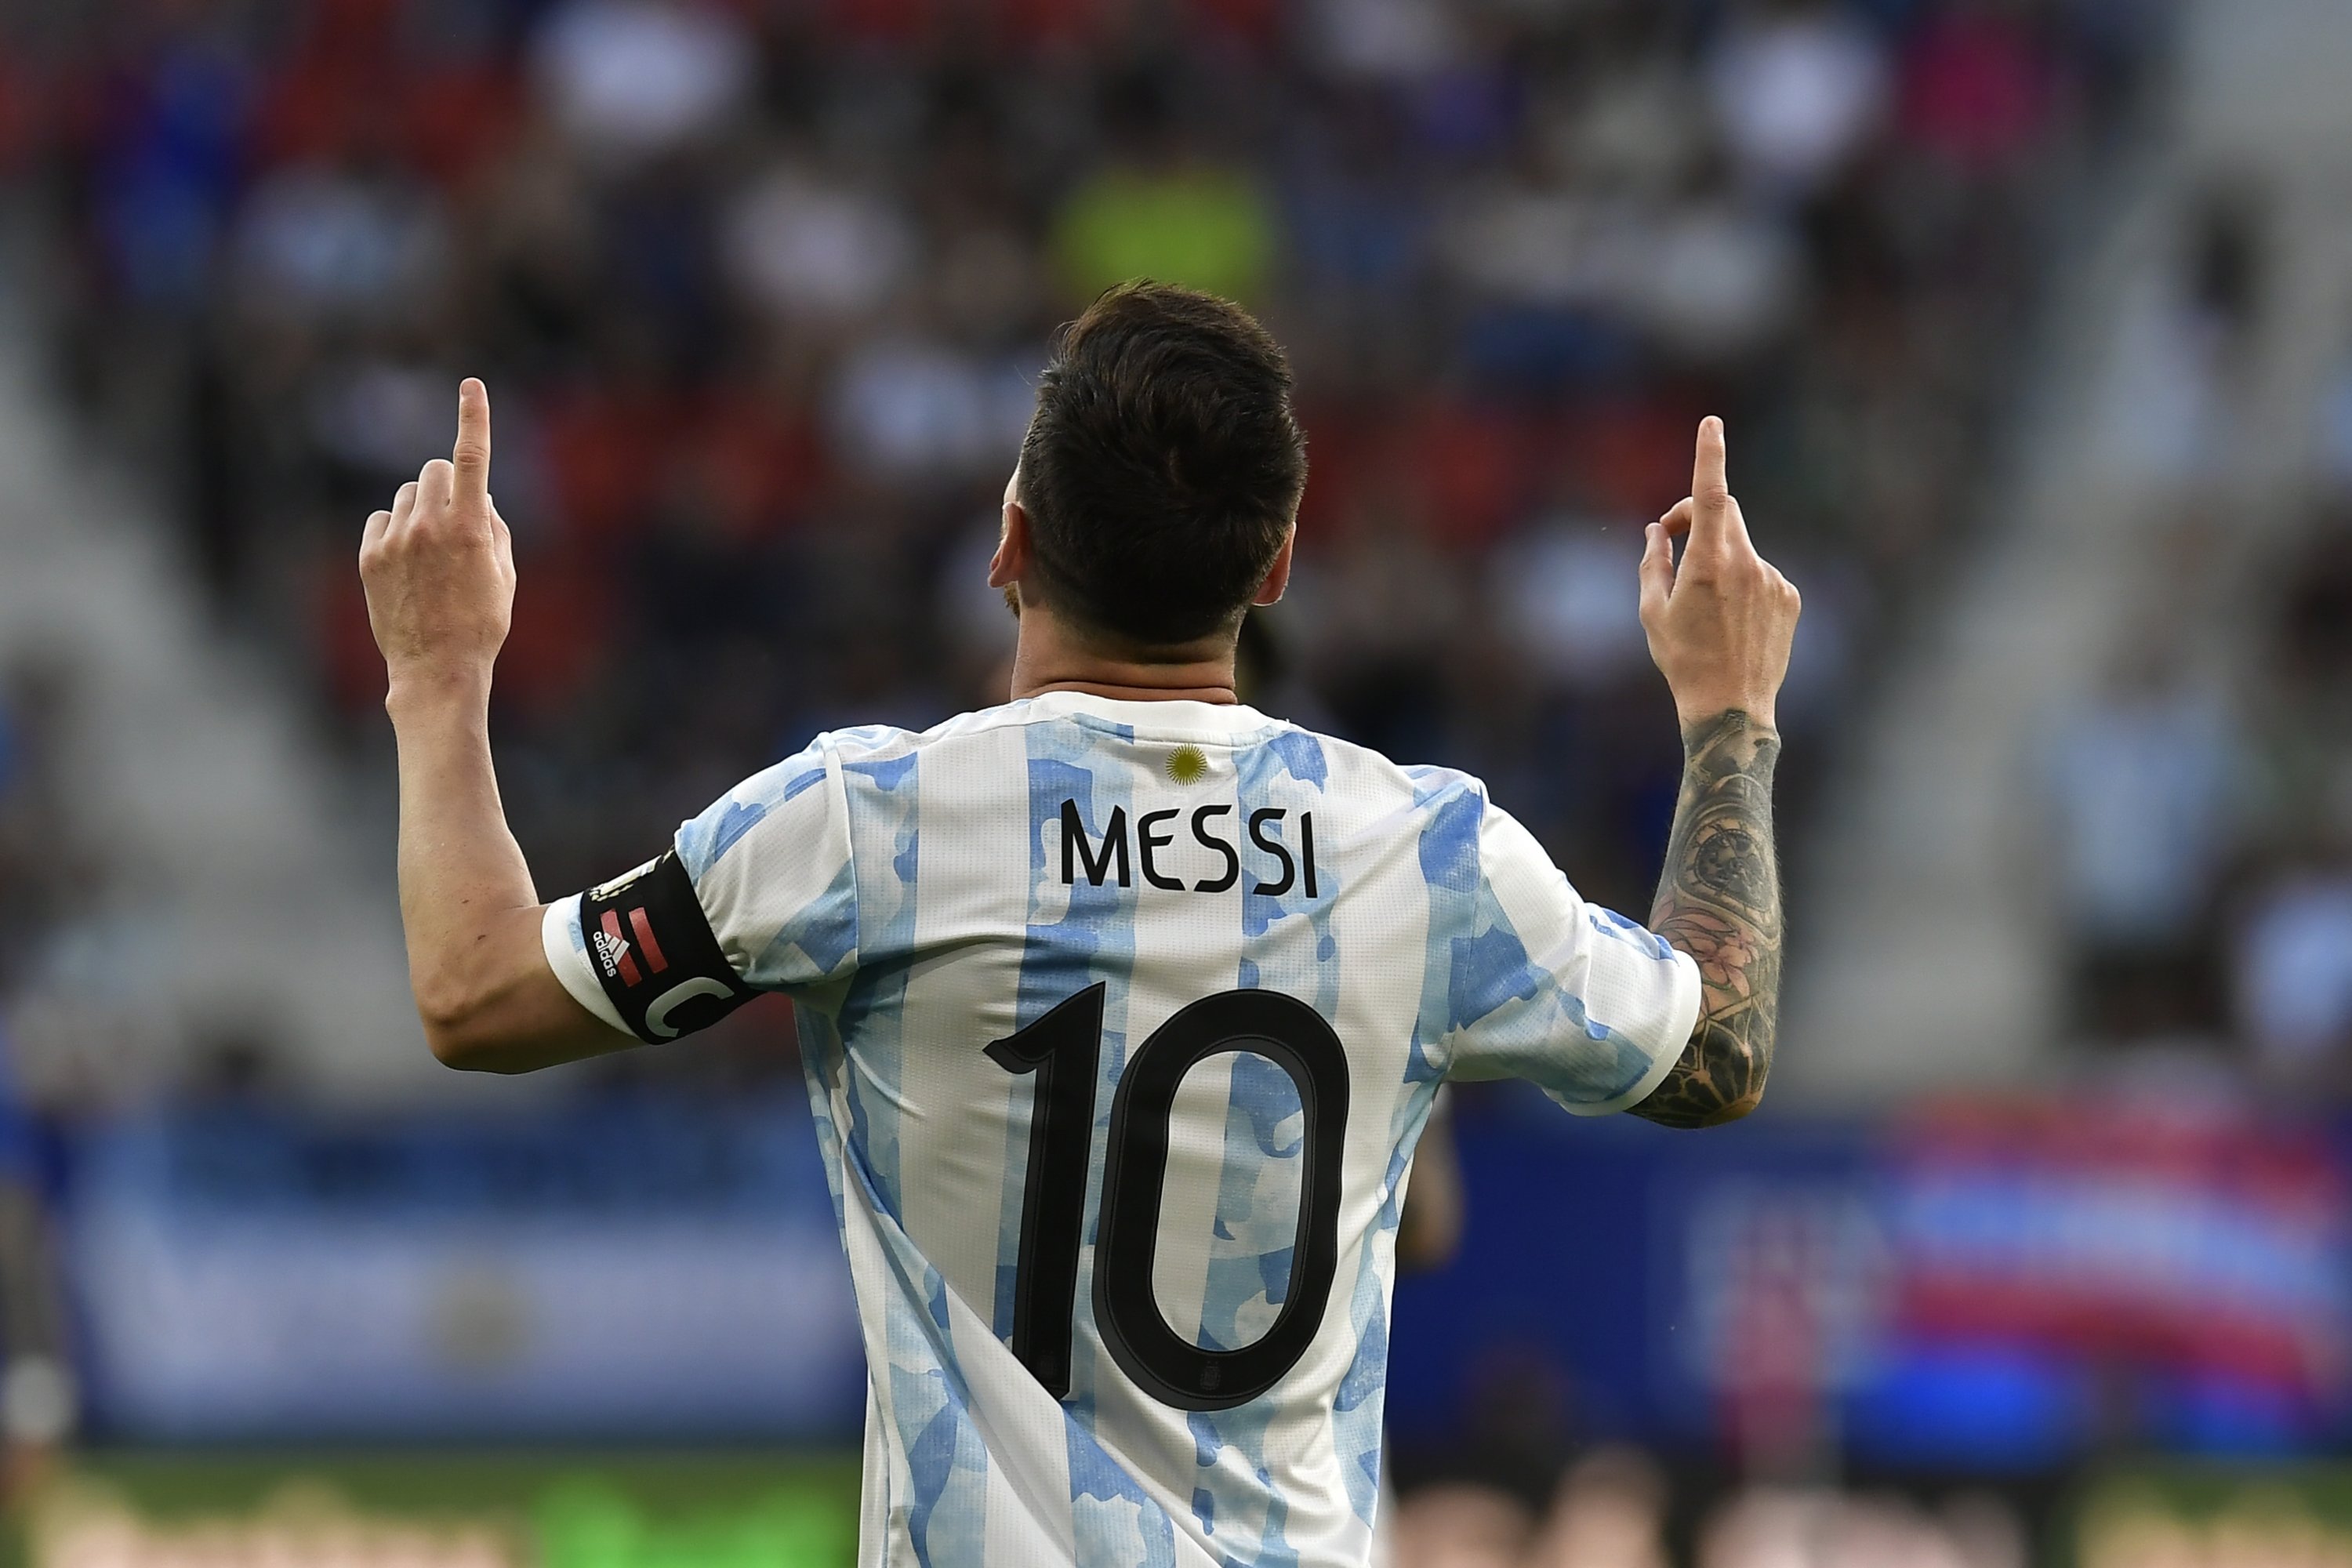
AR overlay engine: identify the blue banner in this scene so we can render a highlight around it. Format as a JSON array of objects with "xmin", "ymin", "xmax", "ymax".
[
  {"xmin": 64, "ymin": 1094, "xmax": 864, "ymax": 1439},
  {"xmin": 56, "ymin": 1086, "xmax": 2352, "ymax": 1458}
]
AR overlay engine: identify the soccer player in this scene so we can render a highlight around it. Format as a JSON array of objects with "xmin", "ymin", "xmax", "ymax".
[{"xmin": 358, "ymin": 284, "xmax": 1798, "ymax": 1568}]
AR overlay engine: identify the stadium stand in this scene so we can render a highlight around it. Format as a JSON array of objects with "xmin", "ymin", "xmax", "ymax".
[
  {"xmin": 1, "ymin": 0, "xmax": 2166, "ymax": 1109},
  {"xmin": 1790, "ymin": 0, "xmax": 2352, "ymax": 1098},
  {"xmin": 0, "ymin": 271, "xmax": 432, "ymax": 1103}
]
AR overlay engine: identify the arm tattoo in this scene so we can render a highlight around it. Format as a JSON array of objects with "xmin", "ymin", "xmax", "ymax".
[{"xmin": 1628, "ymin": 710, "xmax": 1783, "ymax": 1129}]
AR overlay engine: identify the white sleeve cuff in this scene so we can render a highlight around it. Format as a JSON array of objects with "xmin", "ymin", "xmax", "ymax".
[
  {"xmin": 541, "ymin": 895, "xmax": 635, "ymax": 1038},
  {"xmin": 1561, "ymin": 946, "xmax": 1705, "ymax": 1117}
]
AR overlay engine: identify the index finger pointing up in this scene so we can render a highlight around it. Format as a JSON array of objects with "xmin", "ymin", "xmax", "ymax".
[
  {"xmin": 453, "ymin": 377, "xmax": 492, "ymax": 503},
  {"xmin": 1686, "ymin": 414, "xmax": 1745, "ymax": 553},
  {"xmin": 1693, "ymin": 416, "xmax": 1729, "ymax": 513}
]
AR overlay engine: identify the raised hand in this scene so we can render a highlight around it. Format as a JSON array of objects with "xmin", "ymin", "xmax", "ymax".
[
  {"xmin": 1636, "ymin": 417, "xmax": 1801, "ymax": 729},
  {"xmin": 1627, "ymin": 417, "xmax": 1795, "ymax": 1129},
  {"xmin": 359, "ymin": 379, "xmax": 515, "ymax": 705}
]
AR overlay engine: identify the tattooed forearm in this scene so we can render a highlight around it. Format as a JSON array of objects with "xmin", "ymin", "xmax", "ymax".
[{"xmin": 1629, "ymin": 710, "xmax": 1783, "ymax": 1129}]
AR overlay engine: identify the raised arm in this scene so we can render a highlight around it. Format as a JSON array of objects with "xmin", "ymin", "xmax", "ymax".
[
  {"xmin": 359, "ymin": 380, "xmax": 621, "ymax": 1073},
  {"xmin": 1626, "ymin": 419, "xmax": 1799, "ymax": 1128}
]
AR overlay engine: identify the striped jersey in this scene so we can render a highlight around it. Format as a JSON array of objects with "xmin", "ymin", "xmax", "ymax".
[{"xmin": 543, "ymin": 691, "xmax": 1700, "ymax": 1568}]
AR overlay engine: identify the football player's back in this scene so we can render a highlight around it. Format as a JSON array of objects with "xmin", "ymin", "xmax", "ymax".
[
  {"xmin": 614, "ymin": 690, "xmax": 1698, "ymax": 1564},
  {"xmin": 360, "ymin": 282, "xmax": 1799, "ymax": 1568}
]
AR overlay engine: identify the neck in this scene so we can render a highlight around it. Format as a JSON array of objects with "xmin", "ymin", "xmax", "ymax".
[{"xmin": 1007, "ymin": 607, "xmax": 1240, "ymax": 705}]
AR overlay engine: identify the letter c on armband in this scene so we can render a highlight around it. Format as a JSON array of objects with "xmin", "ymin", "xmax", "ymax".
[{"xmin": 645, "ymin": 977, "xmax": 737, "ymax": 1040}]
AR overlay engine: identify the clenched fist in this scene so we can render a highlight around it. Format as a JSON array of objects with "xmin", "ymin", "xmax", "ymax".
[
  {"xmin": 359, "ymin": 379, "xmax": 515, "ymax": 706},
  {"xmin": 1638, "ymin": 417, "xmax": 1802, "ymax": 730}
]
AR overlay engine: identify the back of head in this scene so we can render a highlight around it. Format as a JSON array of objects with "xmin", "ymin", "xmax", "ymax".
[{"xmin": 1017, "ymin": 283, "xmax": 1308, "ymax": 648}]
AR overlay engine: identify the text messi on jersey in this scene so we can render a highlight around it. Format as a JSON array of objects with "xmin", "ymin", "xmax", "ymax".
[{"xmin": 1058, "ymin": 798, "xmax": 1319, "ymax": 896}]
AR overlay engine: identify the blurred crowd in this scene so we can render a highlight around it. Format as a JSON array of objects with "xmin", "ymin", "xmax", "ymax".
[
  {"xmin": 1390, "ymin": 1451, "xmax": 2025, "ymax": 1568},
  {"xmin": 3, "ymin": 0, "xmax": 2162, "ymax": 932},
  {"xmin": 2045, "ymin": 194, "xmax": 2352, "ymax": 1091}
]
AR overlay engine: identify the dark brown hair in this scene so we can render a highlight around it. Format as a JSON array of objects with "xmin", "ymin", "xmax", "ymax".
[{"xmin": 1016, "ymin": 282, "xmax": 1308, "ymax": 647}]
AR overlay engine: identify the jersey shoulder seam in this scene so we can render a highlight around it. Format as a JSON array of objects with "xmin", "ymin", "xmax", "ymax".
[{"xmin": 811, "ymin": 734, "xmax": 866, "ymax": 978}]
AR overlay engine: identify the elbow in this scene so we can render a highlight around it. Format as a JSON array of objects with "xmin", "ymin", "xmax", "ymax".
[
  {"xmin": 1679, "ymin": 1013, "xmax": 1774, "ymax": 1128},
  {"xmin": 419, "ymin": 1011, "xmax": 493, "ymax": 1073},
  {"xmin": 423, "ymin": 1021, "xmax": 498, "ymax": 1073},
  {"xmin": 1652, "ymin": 1087, "xmax": 1765, "ymax": 1131},
  {"xmin": 1701, "ymin": 1083, "xmax": 1766, "ymax": 1126},
  {"xmin": 423, "ymin": 1021, "xmax": 539, "ymax": 1074},
  {"xmin": 1693, "ymin": 1050, "xmax": 1770, "ymax": 1126},
  {"xmin": 1632, "ymin": 1049, "xmax": 1770, "ymax": 1131},
  {"xmin": 414, "ymin": 985, "xmax": 514, "ymax": 1073}
]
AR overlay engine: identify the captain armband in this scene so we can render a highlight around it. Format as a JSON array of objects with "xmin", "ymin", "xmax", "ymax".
[{"xmin": 579, "ymin": 850, "xmax": 757, "ymax": 1044}]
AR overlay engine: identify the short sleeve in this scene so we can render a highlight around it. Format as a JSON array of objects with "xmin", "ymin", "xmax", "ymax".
[
  {"xmin": 1442, "ymin": 798, "xmax": 1702, "ymax": 1115},
  {"xmin": 543, "ymin": 738, "xmax": 860, "ymax": 1043}
]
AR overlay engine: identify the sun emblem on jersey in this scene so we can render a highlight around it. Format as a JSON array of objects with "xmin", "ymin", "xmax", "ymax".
[{"xmin": 1167, "ymin": 744, "xmax": 1209, "ymax": 785}]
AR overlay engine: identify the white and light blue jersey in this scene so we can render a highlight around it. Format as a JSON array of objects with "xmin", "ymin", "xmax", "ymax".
[{"xmin": 544, "ymin": 691, "xmax": 1700, "ymax": 1568}]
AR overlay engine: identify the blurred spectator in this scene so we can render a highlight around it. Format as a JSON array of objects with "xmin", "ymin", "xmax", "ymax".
[
  {"xmin": 2323, "ymin": 348, "xmax": 2352, "ymax": 489},
  {"xmin": 531, "ymin": 0, "xmax": 755, "ymax": 161},
  {"xmin": 829, "ymin": 333, "xmax": 1034, "ymax": 482},
  {"xmin": 1051, "ymin": 151, "xmax": 1276, "ymax": 307},
  {"xmin": 1395, "ymin": 1484, "xmax": 1535, "ymax": 1568},
  {"xmin": 2233, "ymin": 858, "xmax": 2352, "ymax": 1074},
  {"xmin": 1897, "ymin": 1, "xmax": 2053, "ymax": 173},
  {"xmin": 1637, "ymin": 191, "xmax": 1806, "ymax": 366},
  {"xmin": 1708, "ymin": 0, "xmax": 1890, "ymax": 198},
  {"xmin": 1303, "ymin": 0, "xmax": 1462, "ymax": 84},
  {"xmin": 2227, "ymin": 514, "xmax": 2352, "ymax": 1083},
  {"xmin": 1523, "ymin": 1448, "xmax": 1670, "ymax": 1568},
  {"xmin": 85, "ymin": 38, "xmax": 250, "ymax": 314},
  {"xmin": 2270, "ymin": 517, "xmax": 2352, "ymax": 717},
  {"xmin": 2045, "ymin": 643, "xmax": 2245, "ymax": 1044},
  {"xmin": 2110, "ymin": 189, "xmax": 2270, "ymax": 482},
  {"xmin": 1698, "ymin": 1487, "xmax": 2023, "ymax": 1568},
  {"xmin": 0, "ymin": 663, "xmax": 100, "ymax": 1017},
  {"xmin": 723, "ymin": 161, "xmax": 916, "ymax": 330},
  {"xmin": 232, "ymin": 157, "xmax": 450, "ymax": 324},
  {"xmin": 1491, "ymin": 517, "xmax": 1652, "ymax": 695}
]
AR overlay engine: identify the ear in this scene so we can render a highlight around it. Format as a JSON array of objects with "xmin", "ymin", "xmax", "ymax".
[
  {"xmin": 1250, "ymin": 526, "xmax": 1297, "ymax": 606},
  {"xmin": 989, "ymin": 495, "xmax": 1029, "ymax": 590}
]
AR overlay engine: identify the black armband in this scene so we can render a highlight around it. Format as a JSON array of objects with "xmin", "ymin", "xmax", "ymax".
[{"xmin": 580, "ymin": 850, "xmax": 756, "ymax": 1043}]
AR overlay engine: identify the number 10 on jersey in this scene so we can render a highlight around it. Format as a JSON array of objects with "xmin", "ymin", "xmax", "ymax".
[{"xmin": 986, "ymin": 983, "xmax": 1353, "ymax": 1411}]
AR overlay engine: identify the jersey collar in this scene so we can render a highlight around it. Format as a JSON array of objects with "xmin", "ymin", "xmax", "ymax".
[{"xmin": 1018, "ymin": 689, "xmax": 1283, "ymax": 739}]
